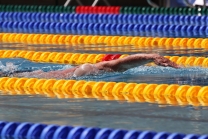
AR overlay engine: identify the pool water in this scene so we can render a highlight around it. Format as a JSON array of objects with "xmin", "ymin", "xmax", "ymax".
[{"xmin": 0, "ymin": 43, "xmax": 208, "ymax": 135}]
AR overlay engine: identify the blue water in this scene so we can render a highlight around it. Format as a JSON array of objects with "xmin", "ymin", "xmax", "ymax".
[{"xmin": 0, "ymin": 43, "xmax": 208, "ymax": 135}]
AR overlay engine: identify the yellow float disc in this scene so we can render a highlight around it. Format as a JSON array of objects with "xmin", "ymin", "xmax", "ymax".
[
  {"xmin": 164, "ymin": 56, "xmax": 170, "ymax": 59},
  {"xmin": 61, "ymin": 80, "xmax": 76, "ymax": 98},
  {"xmin": 52, "ymin": 79, "xmax": 66, "ymax": 98},
  {"xmin": 187, "ymin": 38, "xmax": 196, "ymax": 48},
  {"xmin": 154, "ymin": 84, "xmax": 168, "ymax": 104},
  {"xmin": 0, "ymin": 77, "xmax": 9, "ymax": 93},
  {"xmin": 37, "ymin": 34, "xmax": 46, "ymax": 44},
  {"xmin": 32, "ymin": 34, "xmax": 42, "ymax": 44},
  {"xmin": 158, "ymin": 38, "xmax": 167, "ymax": 48},
  {"xmin": 4, "ymin": 78, "xmax": 18, "ymax": 95},
  {"xmin": 201, "ymin": 39, "xmax": 208, "ymax": 49},
  {"xmin": 176, "ymin": 56, "xmax": 187, "ymax": 66},
  {"xmin": 26, "ymin": 34, "xmax": 35, "ymax": 44},
  {"xmin": 175, "ymin": 85, "xmax": 190, "ymax": 105},
  {"xmin": 0, "ymin": 50, "xmax": 6, "ymax": 58},
  {"xmin": 169, "ymin": 56, "xmax": 179, "ymax": 63},
  {"xmin": 193, "ymin": 57, "xmax": 205, "ymax": 67},
  {"xmin": 117, "ymin": 36, "xmax": 126, "ymax": 46},
  {"xmin": 165, "ymin": 38, "xmax": 174, "ymax": 48},
  {"xmin": 33, "ymin": 79, "xmax": 47, "ymax": 95},
  {"xmin": 97, "ymin": 36, "xmax": 106, "ymax": 45},
  {"xmin": 90, "ymin": 36, "xmax": 99, "ymax": 45},
  {"xmin": 136, "ymin": 37, "xmax": 146, "ymax": 47},
  {"xmin": 8, "ymin": 34, "xmax": 16, "ymax": 43},
  {"xmin": 198, "ymin": 86, "xmax": 208, "ymax": 106},
  {"xmin": 71, "ymin": 35, "xmax": 80, "ymax": 45},
  {"xmin": 2, "ymin": 50, "xmax": 13, "ymax": 58},
  {"xmin": 77, "ymin": 53, "xmax": 89, "ymax": 64},
  {"xmin": 93, "ymin": 54, "xmax": 105, "ymax": 63},
  {"xmin": 122, "ymin": 83, "xmax": 137, "ymax": 102},
  {"xmin": 39, "ymin": 52, "xmax": 51, "ymax": 62},
  {"xmin": 104, "ymin": 36, "xmax": 113, "ymax": 46},
  {"xmin": 62, "ymin": 53, "xmax": 73, "ymax": 64},
  {"xmin": 81, "ymin": 81, "xmax": 96, "ymax": 98},
  {"xmin": 0, "ymin": 33, "xmax": 3, "ymax": 42},
  {"xmin": 119, "ymin": 54, "xmax": 129, "ymax": 59},
  {"xmin": 110, "ymin": 36, "xmax": 119, "ymax": 46},
  {"xmin": 132, "ymin": 83, "xmax": 147, "ymax": 102},
  {"xmin": 2, "ymin": 34, "xmax": 10, "ymax": 42},
  {"xmin": 69, "ymin": 53, "xmax": 81, "ymax": 64},
  {"xmin": 111, "ymin": 82, "xmax": 127, "ymax": 100},
  {"xmin": 13, "ymin": 78, "xmax": 28, "ymax": 94},
  {"xmin": 20, "ymin": 34, "xmax": 29, "ymax": 44},
  {"xmin": 151, "ymin": 37, "xmax": 160, "ymax": 47},
  {"xmin": 186, "ymin": 86, "xmax": 201, "ymax": 106},
  {"xmin": 76, "ymin": 35, "xmax": 85, "ymax": 44},
  {"xmin": 85, "ymin": 54, "xmax": 96, "ymax": 63},
  {"xmin": 51, "ymin": 35, "xmax": 60, "ymax": 44},
  {"xmin": 58, "ymin": 35, "xmax": 66, "ymax": 45},
  {"xmin": 23, "ymin": 78, "xmax": 38, "ymax": 95},
  {"xmin": 64, "ymin": 35, "xmax": 73, "ymax": 45},
  {"xmin": 10, "ymin": 50, "xmax": 21, "ymax": 58},
  {"xmin": 54, "ymin": 52, "xmax": 66, "ymax": 63},
  {"xmin": 184, "ymin": 57, "xmax": 196, "ymax": 67},
  {"xmin": 45, "ymin": 35, "xmax": 54, "ymax": 44},
  {"xmin": 101, "ymin": 82, "xmax": 116, "ymax": 100},
  {"xmin": 179, "ymin": 38, "xmax": 188, "ymax": 48},
  {"xmin": 92, "ymin": 82, "xmax": 106, "ymax": 99},
  {"xmin": 164, "ymin": 84, "xmax": 179, "ymax": 105},
  {"xmin": 123, "ymin": 37, "xmax": 133, "ymax": 45},
  {"xmin": 144, "ymin": 37, "xmax": 153, "ymax": 47},
  {"xmin": 143, "ymin": 84, "xmax": 157, "ymax": 103},
  {"xmin": 14, "ymin": 34, "xmax": 23, "ymax": 43},
  {"xmin": 24, "ymin": 51, "xmax": 35, "ymax": 60},
  {"xmin": 31, "ymin": 52, "xmax": 43, "ymax": 62},
  {"xmin": 193, "ymin": 38, "xmax": 203, "ymax": 48},
  {"xmin": 130, "ymin": 37, "xmax": 140, "ymax": 46},
  {"xmin": 202, "ymin": 58, "xmax": 208, "ymax": 67},
  {"xmin": 16, "ymin": 50, "xmax": 27, "ymax": 58},
  {"xmin": 172, "ymin": 38, "xmax": 181, "ymax": 48},
  {"xmin": 42, "ymin": 79, "xmax": 56, "ymax": 97},
  {"xmin": 47, "ymin": 52, "xmax": 58, "ymax": 62},
  {"xmin": 84, "ymin": 36, "xmax": 93, "ymax": 45},
  {"xmin": 71, "ymin": 80, "xmax": 86, "ymax": 98}
]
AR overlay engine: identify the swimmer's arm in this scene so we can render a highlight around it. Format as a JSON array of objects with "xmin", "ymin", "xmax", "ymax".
[{"xmin": 95, "ymin": 53, "xmax": 179, "ymax": 72}]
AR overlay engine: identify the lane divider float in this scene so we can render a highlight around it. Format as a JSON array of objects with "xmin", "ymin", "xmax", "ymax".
[
  {"xmin": 1, "ymin": 12, "xmax": 208, "ymax": 26},
  {"xmin": 1, "ymin": 21, "xmax": 208, "ymax": 37},
  {"xmin": 0, "ymin": 50, "xmax": 208, "ymax": 67},
  {"xmin": 0, "ymin": 77, "xmax": 208, "ymax": 106},
  {"xmin": 0, "ymin": 120, "xmax": 205, "ymax": 139},
  {"xmin": 1, "ymin": 33, "xmax": 208, "ymax": 49}
]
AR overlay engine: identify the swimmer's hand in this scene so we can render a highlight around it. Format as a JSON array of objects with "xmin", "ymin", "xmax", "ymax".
[{"xmin": 153, "ymin": 54, "xmax": 180, "ymax": 68}]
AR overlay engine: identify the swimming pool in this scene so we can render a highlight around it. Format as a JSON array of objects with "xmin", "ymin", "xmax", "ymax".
[
  {"xmin": 0, "ymin": 5, "xmax": 208, "ymax": 139},
  {"xmin": 0, "ymin": 42, "xmax": 207, "ymax": 135}
]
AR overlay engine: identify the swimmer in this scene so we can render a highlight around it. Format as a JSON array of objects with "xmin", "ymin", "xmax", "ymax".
[{"xmin": 2, "ymin": 53, "xmax": 180, "ymax": 79}]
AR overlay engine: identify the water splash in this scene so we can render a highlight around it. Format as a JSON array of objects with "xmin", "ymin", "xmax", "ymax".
[{"xmin": 0, "ymin": 61, "xmax": 18, "ymax": 74}]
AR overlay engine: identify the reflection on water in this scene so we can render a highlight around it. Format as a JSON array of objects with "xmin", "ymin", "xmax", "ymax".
[{"xmin": 0, "ymin": 95, "xmax": 208, "ymax": 134}]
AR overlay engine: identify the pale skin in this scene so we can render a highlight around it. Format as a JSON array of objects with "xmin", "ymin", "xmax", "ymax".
[{"xmin": 9, "ymin": 53, "xmax": 179, "ymax": 79}]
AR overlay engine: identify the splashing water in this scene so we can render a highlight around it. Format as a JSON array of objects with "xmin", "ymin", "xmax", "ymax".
[{"xmin": 0, "ymin": 61, "xmax": 18, "ymax": 74}]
